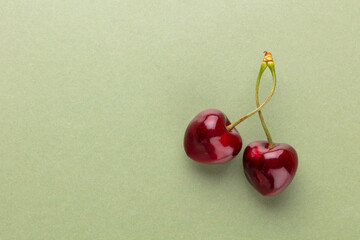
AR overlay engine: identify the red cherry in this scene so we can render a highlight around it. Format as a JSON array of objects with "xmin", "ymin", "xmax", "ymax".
[
  {"xmin": 243, "ymin": 141, "xmax": 298, "ymax": 196},
  {"xmin": 184, "ymin": 109, "xmax": 242, "ymax": 164}
]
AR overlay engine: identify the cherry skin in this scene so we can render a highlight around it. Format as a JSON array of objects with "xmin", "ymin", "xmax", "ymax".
[
  {"xmin": 243, "ymin": 141, "xmax": 298, "ymax": 196},
  {"xmin": 184, "ymin": 109, "xmax": 242, "ymax": 164}
]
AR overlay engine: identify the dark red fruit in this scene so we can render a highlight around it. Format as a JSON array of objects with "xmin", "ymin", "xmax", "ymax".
[
  {"xmin": 184, "ymin": 109, "xmax": 242, "ymax": 164},
  {"xmin": 243, "ymin": 141, "xmax": 298, "ymax": 196}
]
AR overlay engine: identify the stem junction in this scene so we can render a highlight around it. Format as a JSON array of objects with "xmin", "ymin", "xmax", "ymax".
[{"xmin": 226, "ymin": 51, "xmax": 276, "ymax": 141}]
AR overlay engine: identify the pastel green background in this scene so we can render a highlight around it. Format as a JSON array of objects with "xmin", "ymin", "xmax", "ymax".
[{"xmin": 1, "ymin": 1, "xmax": 359, "ymax": 239}]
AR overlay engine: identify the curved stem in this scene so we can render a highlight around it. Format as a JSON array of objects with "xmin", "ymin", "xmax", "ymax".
[
  {"xmin": 226, "ymin": 60, "xmax": 276, "ymax": 131},
  {"xmin": 256, "ymin": 61, "xmax": 276, "ymax": 149}
]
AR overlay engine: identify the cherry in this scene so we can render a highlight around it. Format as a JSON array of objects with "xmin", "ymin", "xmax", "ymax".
[
  {"xmin": 184, "ymin": 109, "xmax": 242, "ymax": 164},
  {"xmin": 243, "ymin": 141, "xmax": 298, "ymax": 196},
  {"xmin": 243, "ymin": 51, "xmax": 298, "ymax": 196}
]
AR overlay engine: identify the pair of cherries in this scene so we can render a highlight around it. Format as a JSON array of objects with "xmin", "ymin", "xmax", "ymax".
[{"xmin": 184, "ymin": 52, "xmax": 298, "ymax": 196}]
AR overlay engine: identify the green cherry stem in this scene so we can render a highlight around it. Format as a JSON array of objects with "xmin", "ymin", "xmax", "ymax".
[
  {"xmin": 256, "ymin": 53, "xmax": 276, "ymax": 149},
  {"xmin": 226, "ymin": 52, "xmax": 276, "ymax": 131}
]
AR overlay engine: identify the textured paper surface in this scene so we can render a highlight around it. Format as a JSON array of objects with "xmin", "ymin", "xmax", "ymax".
[{"xmin": 1, "ymin": 1, "xmax": 359, "ymax": 239}]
